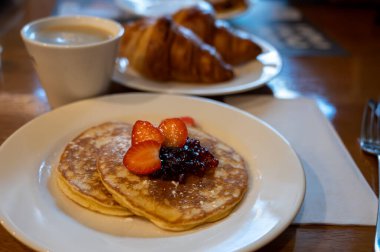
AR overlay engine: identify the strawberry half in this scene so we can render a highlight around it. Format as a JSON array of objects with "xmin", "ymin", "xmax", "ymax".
[
  {"xmin": 180, "ymin": 116, "xmax": 196, "ymax": 127},
  {"xmin": 158, "ymin": 118, "xmax": 188, "ymax": 147},
  {"xmin": 123, "ymin": 140, "xmax": 162, "ymax": 175},
  {"xmin": 132, "ymin": 120, "xmax": 164, "ymax": 145}
]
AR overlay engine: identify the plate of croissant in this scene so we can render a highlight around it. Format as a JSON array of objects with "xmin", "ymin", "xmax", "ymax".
[{"xmin": 113, "ymin": 4, "xmax": 282, "ymax": 96}]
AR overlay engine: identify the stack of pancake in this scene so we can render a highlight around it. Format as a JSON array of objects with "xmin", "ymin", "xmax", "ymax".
[{"xmin": 56, "ymin": 121, "xmax": 248, "ymax": 231}]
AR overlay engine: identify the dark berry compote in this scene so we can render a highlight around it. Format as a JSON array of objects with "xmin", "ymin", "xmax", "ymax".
[{"xmin": 150, "ymin": 138, "xmax": 219, "ymax": 183}]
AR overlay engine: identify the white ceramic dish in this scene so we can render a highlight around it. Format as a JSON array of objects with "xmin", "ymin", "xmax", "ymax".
[
  {"xmin": 216, "ymin": 7, "xmax": 248, "ymax": 19},
  {"xmin": 0, "ymin": 93, "xmax": 304, "ymax": 251},
  {"xmin": 113, "ymin": 36, "xmax": 281, "ymax": 96},
  {"xmin": 114, "ymin": 0, "xmax": 249, "ymax": 19},
  {"xmin": 115, "ymin": 0, "xmax": 208, "ymax": 18}
]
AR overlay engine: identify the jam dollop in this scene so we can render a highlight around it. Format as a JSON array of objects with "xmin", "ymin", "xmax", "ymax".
[{"xmin": 150, "ymin": 138, "xmax": 219, "ymax": 183}]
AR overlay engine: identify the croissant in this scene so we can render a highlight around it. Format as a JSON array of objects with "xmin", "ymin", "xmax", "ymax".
[
  {"xmin": 119, "ymin": 17, "xmax": 234, "ymax": 83},
  {"xmin": 206, "ymin": 0, "xmax": 248, "ymax": 13},
  {"xmin": 172, "ymin": 5, "xmax": 262, "ymax": 65}
]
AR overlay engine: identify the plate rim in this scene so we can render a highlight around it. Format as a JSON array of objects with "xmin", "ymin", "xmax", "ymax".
[
  {"xmin": 0, "ymin": 93, "xmax": 304, "ymax": 251},
  {"xmin": 114, "ymin": 0, "xmax": 250, "ymax": 20}
]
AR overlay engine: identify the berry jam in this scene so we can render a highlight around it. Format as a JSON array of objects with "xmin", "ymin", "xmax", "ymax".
[{"xmin": 150, "ymin": 138, "xmax": 219, "ymax": 183}]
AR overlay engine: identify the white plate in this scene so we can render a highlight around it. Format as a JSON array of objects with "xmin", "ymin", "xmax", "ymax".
[
  {"xmin": 216, "ymin": 6, "xmax": 248, "ymax": 19},
  {"xmin": 114, "ymin": 0, "xmax": 207, "ymax": 17},
  {"xmin": 114, "ymin": 0, "xmax": 248, "ymax": 19},
  {"xmin": 113, "ymin": 36, "xmax": 282, "ymax": 96},
  {"xmin": 0, "ymin": 93, "xmax": 304, "ymax": 252}
]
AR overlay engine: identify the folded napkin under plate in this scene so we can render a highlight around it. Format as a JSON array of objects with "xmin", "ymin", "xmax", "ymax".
[{"xmin": 225, "ymin": 95, "xmax": 377, "ymax": 225}]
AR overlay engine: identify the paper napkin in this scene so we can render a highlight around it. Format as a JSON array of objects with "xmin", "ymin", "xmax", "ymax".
[{"xmin": 225, "ymin": 95, "xmax": 377, "ymax": 225}]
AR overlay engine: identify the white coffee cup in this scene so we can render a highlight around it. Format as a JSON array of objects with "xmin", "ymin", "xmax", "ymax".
[{"xmin": 21, "ymin": 16, "xmax": 124, "ymax": 108}]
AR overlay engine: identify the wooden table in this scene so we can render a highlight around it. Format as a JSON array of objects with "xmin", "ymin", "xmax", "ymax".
[{"xmin": 0, "ymin": 0, "xmax": 379, "ymax": 251}]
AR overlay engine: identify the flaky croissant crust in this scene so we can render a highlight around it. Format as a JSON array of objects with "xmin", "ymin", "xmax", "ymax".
[
  {"xmin": 119, "ymin": 16, "xmax": 234, "ymax": 83},
  {"xmin": 173, "ymin": 5, "xmax": 262, "ymax": 65},
  {"xmin": 206, "ymin": 0, "xmax": 248, "ymax": 13}
]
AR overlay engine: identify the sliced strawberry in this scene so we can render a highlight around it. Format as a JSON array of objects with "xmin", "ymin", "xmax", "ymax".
[
  {"xmin": 158, "ymin": 118, "xmax": 188, "ymax": 147},
  {"xmin": 180, "ymin": 116, "xmax": 196, "ymax": 127},
  {"xmin": 132, "ymin": 120, "xmax": 164, "ymax": 146},
  {"xmin": 123, "ymin": 140, "xmax": 162, "ymax": 175}
]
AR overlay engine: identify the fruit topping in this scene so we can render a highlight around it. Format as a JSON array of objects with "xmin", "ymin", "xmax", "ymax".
[
  {"xmin": 123, "ymin": 140, "xmax": 162, "ymax": 175},
  {"xmin": 151, "ymin": 138, "xmax": 219, "ymax": 183},
  {"xmin": 179, "ymin": 116, "xmax": 196, "ymax": 127},
  {"xmin": 132, "ymin": 120, "xmax": 164, "ymax": 145},
  {"xmin": 158, "ymin": 118, "xmax": 188, "ymax": 147},
  {"xmin": 124, "ymin": 117, "xmax": 218, "ymax": 180}
]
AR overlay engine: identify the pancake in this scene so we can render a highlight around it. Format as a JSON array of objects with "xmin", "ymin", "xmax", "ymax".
[
  {"xmin": 97, "ymin": 124, "xmax": 248, "ymax": 231},
  {"xmin": 56, "ymin": 122, "xmax": 133, "ymax": 216}
]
